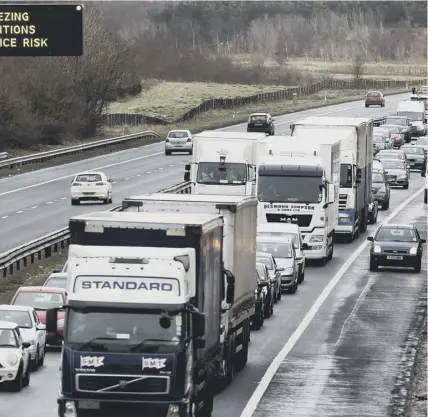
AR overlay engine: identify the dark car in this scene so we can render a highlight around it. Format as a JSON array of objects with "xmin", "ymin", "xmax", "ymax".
[
  {"xmin": 380, "ymin": 125, "xmax": 406, "ymax": 148},
  {"xmin": 365, "ymin": 91, "xmax": 385, "ymax": 107},
  {"xmin": 371, "ymin": 170, "xmax": 390, "ymax": 209},
  {"xmin": 401, "ymin": 145, "xmax": 427, "ymax": 173},
  {"xmin": 250, "ymin": 270, "xmax": 265, "ymax": 330},
  {"xmin": 247, "ymin": 113, "xmax": 275, "ymax": 135},
  {"xmin": 256, "ymin": 252, "xmax": 282, "ymax": 302},
  {"xmin": 384, "ymin": 116, "xmax": 412, "ymax": 142},
  {"xmin": 381, "ymin": 159, "xmax": 410, "ymax": 189},
  {"xmin": 368, "ymin": 191, "xmax": 378, "ymax": 224},
  {"xmin": 367, "ymin": 224, "xmax": 426, "ymax": 272},
  {"xmin": 256, "ymin": 262, "xmax": 274, "ymax": 319}
]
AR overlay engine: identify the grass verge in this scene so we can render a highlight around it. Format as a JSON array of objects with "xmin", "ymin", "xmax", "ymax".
[
  {"xmin": 107, "ymin": 80, "xmax": 290, "ymax": 120},
  {"xmin": 0, "ymin": 251, "xmax": 68, "ymax": 304},
  {"xmin": 1, "ymin": 86, "xmax": 410, "ymax": 178}
]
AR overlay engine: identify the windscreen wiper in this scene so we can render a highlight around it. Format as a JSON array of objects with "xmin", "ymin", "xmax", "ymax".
[
  {"xmin": 130, "ymin": 338, "xmax": 174, "ymax": 352},
  {"xmin": 79, "ymin": 337, "xmax": 118, "ymax": 350}
]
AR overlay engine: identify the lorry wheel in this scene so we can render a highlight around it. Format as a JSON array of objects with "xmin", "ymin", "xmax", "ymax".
[
  {"xmin": 328, "ymin": 245, "xmax": 333, "ymax": 261},
  {"xmin": 236, "ymin": 322, "xmax": 249, "ymax": 371}
]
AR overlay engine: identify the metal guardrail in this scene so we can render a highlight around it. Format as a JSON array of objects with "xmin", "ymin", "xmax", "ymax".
[
  {"xmin": 0, "ymin": 152, "xmax": 8, "ymax": 160},
  {"xmin": 0, "ymin": 131, "xmax": 160, "ymax": 170},
  {"xmin": 0, "ymin": 114, "xmax": 392, "ymax": 278}
]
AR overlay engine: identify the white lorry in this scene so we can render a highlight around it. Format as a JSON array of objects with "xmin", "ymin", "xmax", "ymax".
[
  {"xmin": 290, "ymin": 117, "xmax": 374, "ymax": 242},
  {"xmin": 183, "ymin": 131, "xmax": 266, "ymax": 196},
  {"xmin": 257, "ymin": 136, "xmax": 341, "ymax": 264},
  {"xmin": 48, "ymin": 212, "xmax": 227, "ymax": 417},
  {"xmin": 121, "ymin": 193, "xmax": 257, "ymax": 385}
]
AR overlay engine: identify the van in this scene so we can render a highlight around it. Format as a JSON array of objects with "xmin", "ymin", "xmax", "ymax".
[
  {"xmin": 397, "ymin": 100, "xmax": 427, "ymax": 137},
  {"xmin": 257, "ymin": 223, "xmax": 307, "ymax": 282}
]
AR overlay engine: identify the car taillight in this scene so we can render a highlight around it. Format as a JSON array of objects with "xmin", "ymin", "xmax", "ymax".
[
  {"xmin": 165, "ymin": 138, "xmax": 170, "ymax": 142},
  {"xmin": 186, "ymin": 138, "xmax": 192, "ymax": 142},
  {"xmin": 72, "ymin": 182, "xmax": 81, "ymax": 186},
  {"xmin": 96, "ymin": 182, "xmax": 105, "ymax": 186},
  {"xmin": 266, "ymin": 119, "xmax": 271, "ymax": 124}
]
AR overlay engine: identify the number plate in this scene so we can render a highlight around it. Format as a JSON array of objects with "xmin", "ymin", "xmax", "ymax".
[
  {"xmin": 254, "ymin": 123, "xmax": 263, "ymax": 126},
  {"xmin": 82, "ymin": 192, "xmax": 95, "ymax": 195},
  {"xmin": 79, "ymin": 401, "xmax": 100, "ymax": 410},
  {"xmin": 387, "ymin": 255, "xmax": 403, "ymax": 260}
]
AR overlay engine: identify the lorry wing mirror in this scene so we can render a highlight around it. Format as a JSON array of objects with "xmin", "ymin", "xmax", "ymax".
[
  {"xmin": 46, "ymin": 308, "xmax": 58, "ymax": 334},
  {"xmin": 258, "ymin": 281, "xmax": 269, "ymax": 287},
  {"xmin": 277, "ymin": 267, "xmax": 284, "ymax": 272},
  {"xmin": 184, "ymin": 172, "xmax": 190, "ymax": 182},
  {"xmin": 367, "ymin": 236, "xmax": 374, "ymax": 241},
  {"xmin": 356, "ymin": 168, "xmax": 362, "ymax": 179},
  {"xmin": 192, "ymin": 312, "xmax": 205, "ymax": 338},
  {"xmin": 301, "ymin": 243, "xmax": 308, "ymax": 250},
  {"xmin": 327, "ymin": 183, "xmax": 335, "ymax": 204},
  {"xmin": 184, "ymin": 164, "xmax": 191, "ymax": 171},
  {"xmin": 224, "ymin": 269, "xmax": 235, "ymax": 304},
  {"xmin": 420, "ymin": 238, "xmax": 426, "ymax": 244}
]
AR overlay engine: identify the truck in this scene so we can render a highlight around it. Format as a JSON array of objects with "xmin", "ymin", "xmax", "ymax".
[
  {"xmin": 121, "ymin": 193, "xmax": 257, "ymax": 385},
  {"xmin": 183, "ymin": 131, "xmax": 266, "ymax": 196},
  {"xmin": 46, "ymin": 211, "xmax": 230, "ymax": 417},
  {"xmin": 290, "ymin": 117, "xmax": 374, "ymax": 242},
  {"xmin": 256, "ymin": 135, "xmax": 341, "ymax": 264}
]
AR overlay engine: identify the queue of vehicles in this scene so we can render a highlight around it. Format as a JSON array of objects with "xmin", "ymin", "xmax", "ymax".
[{"xmin": 1, "ymin": 97, "xmax": 426, "ymax": 415}]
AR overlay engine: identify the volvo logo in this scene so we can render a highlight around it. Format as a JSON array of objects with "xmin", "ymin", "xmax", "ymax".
[{"xmin": 118, "ymin": 380, "xmax": 128, "ymax": 389}]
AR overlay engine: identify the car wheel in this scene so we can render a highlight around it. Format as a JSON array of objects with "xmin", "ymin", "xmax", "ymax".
[
  {"xmin": 39, "ymin": 347, "xmax": 45, "ymax": 367},
  {"xmin": 71, "ymin": 199, "xmax": 79, "ymax": 206},
  {"xmin": 270, "ymin": 300, "xmax": 274, "ymax": 316},
  {"xmin": 424, "ymin": 189, "xmax": 427, "ymax": 204},
  {"xmin": 298, "ymin": 267, "xmax": 305, "ymax": 283},
  {"xmin": 23, "ymin": 365, "xmax": 30, "ymax": 387},
  {"xmin": 189, "ymin": 149, "xmax": 193, "ymax": 155},
  {"xmin": 369, "ymin": 256, "xmax": 378, "ymax": 271},
  {"xmin": 103, "ymin": 197, "xmax": 109, "ymax": 204},
  {"xmin": 31, "ymin": 347, "xmax": 40, "ymax": 371},
  {"xmin": 403, "ymin": 182, "xmax": 409, "ymax": 189},
  {"xmin": 414, "ymin": 258, "xmax": 422, "ymax": 273},
  {"xmin": 9, "ymin": 363, "xmax": 24, "ymax": 392},
  {"xmin": 277, "ymin": 288, "xmax": 282, "ymax": 301},
  {"xmin": 165, "ymin": 150, "xmax": 171, "ymax": 156},
  {"xmin": 108, "ymin": 194, "xmax": 113, "ymax": 204},
  {"xmin": 289, "ymin": 279, "xmax": 298, "ymax": 294},
  {"xmin": 383, "ymin": 199, "xmax": 390, "ymax": 210},
  {"xmin": 264, "ymin": 301, "xmax": 272, "ymax": 318}
]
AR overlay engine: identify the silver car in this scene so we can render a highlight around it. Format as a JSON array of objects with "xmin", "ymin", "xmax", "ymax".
[
  {"xmin": 382, "ymin": 159, "xmax": 410, "ymax": 189},
  {"xmin": 165, "ymin": 130, "xmax": 193, "ymax": 155}
]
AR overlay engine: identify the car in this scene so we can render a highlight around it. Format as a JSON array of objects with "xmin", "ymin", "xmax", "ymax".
[
  {"xmin": 365, "ymin": 91, "xmax": 385, "ymax": 107},
  {"xmin": 0, "ymin": 321, "xmax": 31, "ymax": 391},
  {"xmin": 374, "ymin": 127, "xmax": 392, "ymax": 141},
  {"xmin": 255, "ymin": 262, "xmax": 274, "ymax": 319},
  {"xmin": 10, "ymin": 287, "xmax": 66, "ymax": 346},
  {"xmin": 247, "ymin": 113, "xmax": 275, "ymax": 135},
  {"xmin": 367, "ymin": 224, "xmax": 426, "ymax": 272},
  {"xmin": 70, "ymin": 171, "xmax": 113, "ymax": 205},
  {"xmin": 376, "ymin": 149, "xmax": 407, "ymax": 163},
  {"xmin": 43, "ymin": 272, "xmax": 67, "ymax": 289},
  {"xmin": 0, "ymin": 305, "xmax": 46, "ymax": 370},
  {"xmin": 381, "ymin": 159, "xmax": 410, "ymax": 189},
  {"xmin": 373, "ymin": 134, "xmax": 388, "ymax": 154},
  {"xmin": 380, "ymin": 125, "xmax": 406, "ymax": 148},
  {"xmin": 415, "ymin": 136, "xmax": 428, "ymax": 153},
  {"xmin": 368, "ymin": 191, "xmax": 378, "ymax": 224},
  {"xmin": 384, "ymin": 116, "xmax": 412, "ymax": 142},
  {"xmin": 373, "ymin": 159, "xmax": 385, "ymax": 173},
  {"xmin": 397, "ymin": 100, "xmax": 427, "ymax": 136},
  {"xmin": 256, "ymin": 252, "xmax": 282, "ymax": 302},
  {"xmin": 372, "ymin": 170, "xmax": 390, "ymax": 209},
  {"xmin": 164, "ymin": 130, "xmax": 193, "ymax": 155},
  {"xmin": 400, "ymin": 145, "xmax": 427, "ymax": 173},
  {"xmin": 257, "ymin": 223, "xmax": 307, "ymax": 283},
  {"xmin": 257, "ymin": 238, "xmax": 299, "ymax": 294},
  {"xmin": 52, "ymin": 261, "xmax": 68, "ymax": 274},
  {"xmin": 250, "ymin": 269, "xmax": 265, "ymax": 330}
]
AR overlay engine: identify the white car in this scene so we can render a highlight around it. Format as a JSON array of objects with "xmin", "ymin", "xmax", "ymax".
[
  {"xmin": 0, "ymin": 305, "xmax": 46, "ymax": 370},
  {"xmin": 43, "ymin": 272, "xmax": 67, "ymax": 289},
  {"xmin": 70, "ymin": 171, "xmax": 113, "ymax": 205},
  {"xmin": 165, "ymin": 130, "xmax": 193, "ymax": 155},
  {"xmin": 373, "ymin": 159, "xmax": 385, "ymax": 173},
  {"xmin": 0, "ymin": 320, "xmax": 31, "ymax": 391}
]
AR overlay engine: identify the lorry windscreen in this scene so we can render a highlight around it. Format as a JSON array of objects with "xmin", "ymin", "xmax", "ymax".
[
  {"xmin": 340, "ymin": 164, "xmax": 353, "ymax": 188},
  {"xmin": 66, "ymin": 308, "xmax": 184, "ymax": 352},
  {"xmin": 397, "ymin": 111, "xmax": 423, "ymax": 121},
  {"xmin": 196, "ymin": 162, "xmax": 246, "ymax": 184},
  {"xmin": 257, "ymin": 175, "xmax": 322, "ymax": 204}
]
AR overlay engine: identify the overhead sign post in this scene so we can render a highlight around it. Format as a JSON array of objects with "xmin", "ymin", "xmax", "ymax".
[{"xmin": 0, "ymin": 4, "xmax": 83, "ymax": 56}]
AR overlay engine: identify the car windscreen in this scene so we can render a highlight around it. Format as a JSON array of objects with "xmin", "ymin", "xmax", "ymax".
[
  {"xmin": 377, "ymin": 153, "xmax": 402, "ymax": 160},
  {"xmin": 384, "ymin": 126, "xmax": 400, "ymax": 134},
  {"xmin": 13, "ymin": 292, "xmax": 64, "ymax": 310},
  {"xmin": 402, "ymin": 147, "xmax": 424, "ymax": 155},
  {"xmin": 373, "ymin": 135, "xmax": 384, "ymax": 143},
  {"xmin": 381, "ymin": 160, "xmax": 405, "ymax": 169},
  {"xmin": 367, "ymin": 92, "xmax": 381, "ymax": 97},
  {"xmin": 256, "ymin": 264, "xmax": 268, "ymax": 279},
  {"xmin": 256, "ymin": 256, "xmax": 274, "ymax": 270},
  {"xmin": 376, "ymin": 227, "xmax": 417, "ymax": 242},
  {"xmin": 75, "ymin": 174, "xmax": 102, "ymax": 182},
  {"xmin": 0, "ymin": 329, "xmax": 18, "ymax": 347},
  {"xmin": 0, "ymin": 310, "xmax": 32, "ymax": 329},
  {"xmin": 257, "ymin": 241, "xmax": 292, "ymax": 258},
  {"xmin": 372, "ymin": 172, "xmax": 384, "ymax": 183},
  {"xmin": 44, "ymin": 277, "xmax": 67, "ymax": 288},
  {"xmin": 385, "ymin": 118, "xmax": 406, "ymax": 126},
  {"xmin": 250, "ymin": 115, "xmax": 267, "ymax": 122},
  {"xmin": 417, "ymin": 138, "xmax": 428, "ymax": 145},
  {"xmin": 168, "ymin": 131, "xmax": 188, "ymax": 138}
]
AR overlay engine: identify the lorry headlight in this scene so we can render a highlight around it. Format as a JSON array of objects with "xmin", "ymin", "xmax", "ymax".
[
  {"xmin": 167, "ymin": 404, "xmax": 180, "ymax": 417},
  {"xmin": 7, "ymin": 354, "xmax": 18, "ymax": 366},
  {"xmin": 64, "ymin": 401, "xmax": 77, "ymax": 417},
  {"xmin": 310, "ymin": 235, "xmax": 324, "ymax": 242},
  {"xmin": 410, "ymin": 247, "xmax": 418, "ymax": 255},
  {"xmin": 373, "ymin": 245, "xmax": 381, "ymax": 254}
]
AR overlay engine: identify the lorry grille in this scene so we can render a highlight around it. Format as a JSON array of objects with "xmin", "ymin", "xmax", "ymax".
[
  {"xmin": 76, "ymin": 374, "xmax": 170, "ymax": 395},
  {"xmin": 265, "ymin": 213, "xmax": 312, "ymax": 227}
]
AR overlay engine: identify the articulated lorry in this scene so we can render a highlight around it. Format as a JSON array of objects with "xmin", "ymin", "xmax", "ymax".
[
  {"xmin": 183, "ymin": 131, "xmax": 266, "ymax": 196},
  {"xmin": 257, "ymin": 136, "xmax": 341, "ymax": 264},
  {"xmin": 46, "ymin": 211, "xmax": 229, "ymax": 417},
  {"xmin": 121, "ymin": 193, "xmax": 257, "ymax": 386},
  {"xmin": 290, "ymin": 117, "xmax": 373, "ymax": 242}
]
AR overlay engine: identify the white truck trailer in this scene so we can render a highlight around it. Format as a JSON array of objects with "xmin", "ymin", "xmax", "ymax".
[
  {"xmin": 183, "ymin": 131, "xmax": 266, "ymax": 196},
  {"xmin": 121, "ymin": 193, "xmax": 257, "ymax": 385},
  {"xmin": 257, "ymin": 136, "xmax": 341, "ymax": 264},
  {"xmin": 290, "ymin": 117, "xmax": 374, "ymax": 241}
]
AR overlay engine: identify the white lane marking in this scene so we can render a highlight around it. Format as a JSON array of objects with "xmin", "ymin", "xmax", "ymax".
[
  {"xmin": 125, "ymin": 177, "xmax": 130, "ymax": 181},
  {"xmin": 136, "ymin": 174, "xmax": 141, "ymax": 177},
  {"xmin": 31, "ymin": 206, "xmax": 38, "ymax": 209},
  {"xmin": 169, "ymin": 164, "xmax": 174, "ymax": 167},
  {"xmin": 0, "ymin": 94, "xmax": 409, "ymax": 198},
  {"xmin": 0, "ymin": 151, "xmax": 164, "ymax": 197},
  {"xmin": 46, "ymin": 201, "xmax": 53, "ymax": 204},
  {"xmin": 146, "ymin": 171, "xmax": 152, "ymax": 174},
  {"xmin": 1, "ymin": 216, "xmax": 8, "ymax": 219},
  {"xmin": 158, "ymin": 167, "xmax": 163, "ymax": 170},
  {"xmin": 240, "ymin": 185, "xmax": 424, "ymax": 417},
  {"xmin": 60, "ymin": 197, "xmax": 66, "ymax": 200},
  {"xmin": 16, "ymin": 210, "xmax": 23, "ymax": 214}
]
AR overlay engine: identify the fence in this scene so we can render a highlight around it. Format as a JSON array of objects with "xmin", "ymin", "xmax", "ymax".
[{"xmin": 104, "ymin": 78, "xmax": 427, "ymax": 127}]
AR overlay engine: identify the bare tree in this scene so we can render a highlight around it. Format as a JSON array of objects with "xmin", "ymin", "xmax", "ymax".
[{"xmin": 352, "ymin": 54, "xmax": 366, "ymax": 87}]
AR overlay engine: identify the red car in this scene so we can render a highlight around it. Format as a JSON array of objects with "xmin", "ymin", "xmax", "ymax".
[
  {"xmin": 11, "ymin": 286, "xmax": 66, "ymax": 346},
  {"xmin": 382, "ymin": 125, "xmax": 405, "ymax": 148}
]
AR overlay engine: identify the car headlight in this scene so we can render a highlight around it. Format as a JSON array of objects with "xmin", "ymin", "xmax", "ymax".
[
  {"xmin": 399, "ymin": 174, "xmax": 407, "ymax": 179},
  {"xmin": 281, "ymin": 267, "xmax": 294, "ymax": 275},
  {"xmin": 410, "ymin": 247, "xmax": 418, "ymax": 255},
  {"xmin": 377, "ymin": 186, "xmax": 386, "ymax": 194},
  {"xmin": 310, "ymin": 235, "xmax": 324, "ymax": 242},
  {"xmin": 373, "ymin": 245, "xmax": 381, "ymax": 254},
  {"xmin": 57, "ymin": 318, "xmax": 64, "ymax": 328},
  {"xmin": 8, "ymin": 354, "xmax": 19, "ymax": 366}
]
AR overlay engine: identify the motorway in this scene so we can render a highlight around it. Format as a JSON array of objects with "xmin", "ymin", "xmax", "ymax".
[
  {"xmin": 0, "ymin": 92, "xmax": 411, "ymax": 253},
  {"xmin": 0, "ymin": 91, "xmax": 426, "ymax": 416}
]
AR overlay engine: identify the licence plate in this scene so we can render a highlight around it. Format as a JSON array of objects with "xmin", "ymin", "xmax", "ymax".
[
  {"xmin": 83, "ymin": 192, "xmax": 95, "ymax": 195},
  {"xmin": 387, "ymin": 255, "xmax": 403, "ymax": 260},
  {"xmin": 79, "ymin": 400, "xmax": 100, "ymax": 410},
  {"xmin": 254, "ymin": 123, "xmax": 263, "ymax": 126}
]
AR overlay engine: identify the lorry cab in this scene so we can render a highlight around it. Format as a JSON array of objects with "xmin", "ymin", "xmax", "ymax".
[{"xmin": 397, "ymin": 100, "xmax": 427, "ymax": 136}]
